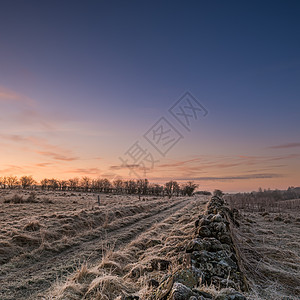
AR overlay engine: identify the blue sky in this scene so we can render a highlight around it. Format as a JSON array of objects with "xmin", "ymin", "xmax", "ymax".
[{"xmin": 0, "ymin": 1, "xmax": 299, "ymax": 191}]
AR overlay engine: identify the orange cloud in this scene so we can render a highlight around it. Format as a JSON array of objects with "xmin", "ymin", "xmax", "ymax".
[
  {"xmin": 35, "ymin": 163, "xmax": 52, "ymax": 167},
  {"xmin": 0, "ymin": 165, "xmax": 25, "ymax": 173},
  {"xmin": 0, "ymin": 86, "xmax": 57, "ymax": 131},
  {"xmin": 158, "ymin": 157, "xmax": 202, "ymax": 168},
  {"xmin": 0, "ymin": 86, "xmax": 35, "ymax": 106},
  {"xmin": 140, "ymin": 153, "xmax": 297, "ymax": 187},
  {"xmin": 0, "ymin": 134, "xmax": 79, "ymax": 162},
  {"xmin": 110, "ymin": 164, "xmax": 140, "ymax": 170},
  {"xmin": 36, "ymin": 151, "xmax": 78, "ymax": 161},
  {"xmin": 64, "ymin": 168, "xmax": 101, "ymax": 175},
  {"xmin": 150, "ymin": 173, "xmax": 282, "ymax": 182},
  {"xmin": 15, "ymin": 109, "xmax": 54, "ymax": 130}
]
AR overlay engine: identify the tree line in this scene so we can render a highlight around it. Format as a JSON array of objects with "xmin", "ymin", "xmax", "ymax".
[
  {"xmin": 0, "ymin": 176, "xmax": 200, "ymax": 197},
  {"xmin": 225, "ymin": 186, "xmax": 300, "ymax": 212}
]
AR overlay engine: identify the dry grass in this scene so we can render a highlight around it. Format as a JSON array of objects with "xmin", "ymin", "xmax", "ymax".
[
  {"xmin": 3, "ymin": 191, "xmax": 297, "ymax": 299},
  {"xmin": 85, "ymin": 275, "xmax": 136, "ymax": 299},
  {"xmin": 0, "ymin": 190, "xmax": 178, "ymax": 267},
  {"xmin": 0, "ymin": 240, "xmax": 18, "ymax": 264},
  {"xmin": 0, "ymin": 190, "xmax": 206, "ymax": 299},
  {"xmin": 23, "ymin": 219, "xmax": 42, "ymax": 231},
  {"xmin": 10, "ymin": 231, "xmax": 41, "ymax": 247},
  {"xmin": 232, "ymin": 209, "xmax": 300, "ymax": 299},
  {"xmin": 46, "ymin": 197, "xmax": 205, "ymax": 299},
  {"xmin": 226, "ymin": 192, "xmax": 300, "ymax": 213},
  {"xmin": 4, "ymin": 194, "xmax": 25, "ymax": 203}
]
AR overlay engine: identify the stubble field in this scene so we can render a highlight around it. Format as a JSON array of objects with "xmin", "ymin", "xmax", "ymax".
[
  {"xmin": 0, "ymin": 190, "xmax": 207, "ymax": 299},
  {"xmin": 235, "ymin": 207, "xmax": 300, "ymax": 299},
  {"xmin": 1, "ymin": 190, "xmax": 299, "ymax": 300}
]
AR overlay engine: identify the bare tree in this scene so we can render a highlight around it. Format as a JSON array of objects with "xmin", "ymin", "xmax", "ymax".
[
  {"xmin": 20, "ymin": 175, "xmax": 35, "ymax": 189},
  {"xmin": 213, "ymin": 189, "xmax": 224, "ymax": 197},
  {"xmin": 80, "ymin": 176, "xmax": 91, "ymax": 192},
  {"xmin": 182, "ymin": 181, "xmax": 198, "ymax": 196},
  {"xmin": 7, "ymin": 176, "xmax": 18, "ymax": 189},
  {"xmin": 113, "ymin": 179, "xmax": 123, "ymax": 194},
  {"xmin": 136, "ymin": 179, "xmax": 149, "ymax": 195},
  {"xmin": 59, "ymin": 180, "xmax": 68, "ymax": 191},
  {"xmin": 49, "ymin": 178, "xmax": 59, "ymax": 190},
  {"xmin": 165, "ymin": 180, "xmax": 179, "ymax": 198},
  {"xmin": 0, "ymin": 176, "xmax": 7, "ymax": 189},
  {"xmin": 154, "ymin": 184, "xmax": 163, "ymax": 196},
  {"xmin": 68, "ymin": 177, "xmax": 79, "ymax": 191},
  {"xmin": 124, "ymin": 180, "xmax": 137, "ymax": 194},
  {"xmin": 102, "ymin": 178, "xmax": 111, "ymax": 193},
  {"xmin": 40, "ymin": 178, "xmax": 49, "ymax": 190}
]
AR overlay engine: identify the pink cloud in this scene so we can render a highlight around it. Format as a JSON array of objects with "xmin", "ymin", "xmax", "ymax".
[
  {"xmin": 268, "ymin": 142, "xmax": 300, "ymax": 149},
  {"xmin": 36, "ymin": 151, "xmax": 78, "ymax": 161},
  {"xmin": 0, "ymin": 134, "xmax": 79, "ymax": 162},
  {"xmin": 0, "ymin": 86, "xmax": 35, "ymax": 106},
  {"xmin": 64, "ymin": 168, "xmax": 101, "ymax": 175}
]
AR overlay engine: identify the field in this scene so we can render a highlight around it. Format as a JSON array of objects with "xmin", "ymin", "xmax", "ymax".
[
  {"xmin": 228, "ymin": 198, "xmax": 300, "ymax": 299},
  {"xmin": 1, "ymin": 190, "xmax": 299, "ymax": 300},
  {"xmin": 0, "ymin": 190, "xmax": 208, "ymax": 299}
]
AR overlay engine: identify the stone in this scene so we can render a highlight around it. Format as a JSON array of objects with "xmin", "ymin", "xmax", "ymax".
[
  {"xmin": 191, "ymin": 250, "xmax": 211, "ymax": 264},
  {"xmin": 214, "ymin": 222, "xmax": 227, "ymax": 233},
  {"xmin": 167, "ymin": 283, "xmax": 195, "ymax": 300},
  {"xmin": 219, "ymin": 257, "xmax": 238, "ymax": 270},
  {"xmin": 186, "ymin": 239, "xmax": 211, "ymax": 253},
  {"xmin": 186, "ymin": 196, "xmax": 247, "ymax": 298},
  {"xmin": 197, "ymin": 226, "xmax": 211, "ymax": 238},
  {"xmin": 219, "ymin": 234, "xmax": 232, "ymax": 244},
  {"xmin": 211, "ymin": 213, "xmax": 224, "ymax": 222},
  {"xmin": 173, "ymin": 269, "xmax": 198, "ymax": 289},
  {"xmin": 202, "ymin": 237, "xmax": 222, "ymax": 251},
  {"xmin": 192, "ymin": 289, "xmax": 213, "ymax": 298},
  {"xmin": 201, "ymin": 237, "xmax": 231, "ymax": 253}
]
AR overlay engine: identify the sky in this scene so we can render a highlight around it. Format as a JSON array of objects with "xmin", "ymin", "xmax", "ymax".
[{"xmin": 0, "ymin": 0, "xmax": 299, "ymax": 192}]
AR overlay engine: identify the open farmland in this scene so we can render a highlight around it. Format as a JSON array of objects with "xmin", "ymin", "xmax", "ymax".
[
  {"xmin": 0, "ymin": 190, "xmax": 208, "ymax": 299},
  {"xmin": 227, "ymin": 196, "xmax": 300, "ymax": 299},
  {"xmin": 1, "ymin": 190, "xmax": 299, "ymax": 299}
]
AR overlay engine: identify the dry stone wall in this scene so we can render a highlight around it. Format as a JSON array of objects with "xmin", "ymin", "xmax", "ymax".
[{"xmin": 154, "ymin": 196, "xmax": 248, "ymax": 300}]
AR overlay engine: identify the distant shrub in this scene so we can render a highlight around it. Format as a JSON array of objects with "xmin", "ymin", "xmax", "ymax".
[
  {"xmin": 4, "ymin": 194, "xmax": 24, "ymax": 203},
  {"xmin": 26, "ymin": 192, "xmax": 38, "ymax": 203},
  {"xmin": 213, "ymin": 189, "xmax": 224, "ymax": 197},
  {"xmin": 41, "ymin": 197, "xmax": 53, "ymax": 204},
  {"xmin": 226, "ymin": 187, "xmax": 300, "ymax": 212},
  {"xmin": 3, "ymin": 192, "xmax": 52, "ymax": 204},
  {"xmin": 195, "ymin": 191, "xmax": 212, "ymax": 196}
]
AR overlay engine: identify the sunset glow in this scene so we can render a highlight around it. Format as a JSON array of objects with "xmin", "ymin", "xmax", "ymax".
[{"xmin": 0, "ymin": 1, "xmax": 299, "ymax": 192}]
